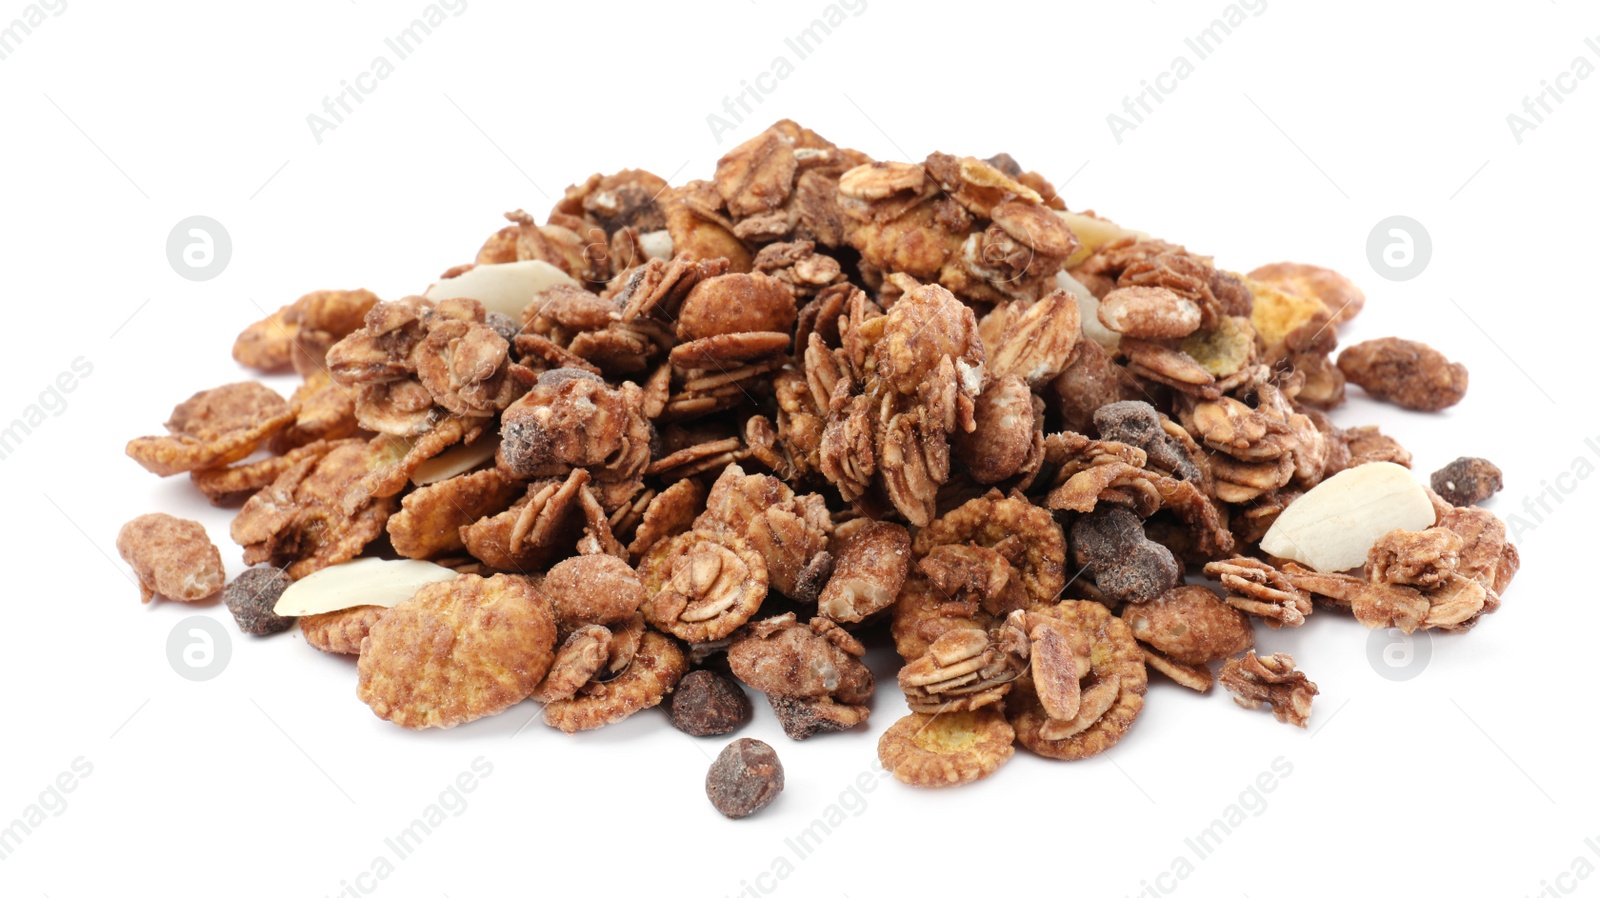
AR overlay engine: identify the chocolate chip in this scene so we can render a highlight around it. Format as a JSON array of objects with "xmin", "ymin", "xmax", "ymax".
[
  {"xmin": 669, "ymin": 670, "xmax": 752, "ymax": 737},
  {"xmin": 706, "ymin": 738, "xmax": 784, "ymax": 819},
  {"xmin": 1430, "ymin": 456, "xmax": 1503, "ymax": 507},
  {"xmin": 223, "ymin": 566, "xmax": 296, "ymax": 636}
]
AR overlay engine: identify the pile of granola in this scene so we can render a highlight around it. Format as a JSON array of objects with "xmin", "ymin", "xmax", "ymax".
[{"xmin": 121, "ymin": 119, "xmax": 1518, "ymax": 793}]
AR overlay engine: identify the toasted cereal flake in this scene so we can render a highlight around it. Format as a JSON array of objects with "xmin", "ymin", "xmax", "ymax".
[
  {"xmin": 116, "ymin": 513, "xmax": 225, "ymax": 604},
  {"xmin": 1008, "ymin": 601, "xmax": 1147, "ymax": 761},
  {"xmin": 357, "ymin": 574, "xmax": 557, "ymax": 729},
  {"xmin": 126, "ymin": 382, "xmax": 296, "ymax": 476},
  {"xmin": 878, "ymin": 708, "xmax": 1015, "ymax": 787},
  {"xmin": 301, "ymin": 605, "xmax": 387, "ymax": 655},
  {"xmin": 543, "ymin": 630, "xmax": 687, "ymax": 733}
]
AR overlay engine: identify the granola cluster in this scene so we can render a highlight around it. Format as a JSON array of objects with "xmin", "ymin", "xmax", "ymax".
[{"xmin": 120, "ymin": 120, "xmax": 1519, "ymax": 795}]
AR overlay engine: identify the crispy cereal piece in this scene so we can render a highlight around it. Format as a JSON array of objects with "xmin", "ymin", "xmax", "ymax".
[
  {"xmin": 354, "ymin": 417, "xmax": 487, "ymax": 509},
  {"xmin": 627, "ymin": 478, "xmax": 706, "ymax": 560},
  {"xmin": 231, "ymin": 440, "xmax": 397, "ymax": 580},
  {"xmin": 543, "ymin": 630, "xmax": 688, "ymax": 733},
  {"xmin": 1008, "ymin": 600, "xmax": 1147, "ymax": 761},
  {"xmin": 817, "ymin": 521, "xmax": 911, "ymax": 624},
  {"xmin": 387, "ymin": 467, "xmax": 521, "ymax": 560},
  {"xmin": 878, "ymin": 708, "xmax": 1016, "ymax": 788},
  {"xmin": 1218, "ymin": 651, "xmax": 1318, "ymax": 727},
  {"xmin": 1337, "ymin": 338, "xmax": 1468, "ymax": 412},
  {"xmin": 1141, "ymin": 648, "xmax": 1214, "ymax": 693},
  {"xmin": 1247, "ymin": 262, "xmax": 1365, "ymax": 325},
  {"xmin": 1121, "ymin": 586, "xmax": 1255, "ymax": 664},
  {"xmin": 115, "ymin": 513, "xmax": 225, "ymax": 604},
  {"xmin": 727, "ymin": 614, "xmax": 874, "ymax": 705},
  {"xmin": 767, "ymin": 695, "xmax": 872, "ymax": 740},
  {"xmin": 273, "ymin": 374, "xmax": 359, "ymax": 452},
  {"xmin": 543, "ymin": 553, "xmax": 648, "ymax": 629},
  {"xmin": 695, "ymin": 464, "xmax": 831, "ymax": 598},
  {"xmin": 640, "ymin": 529, "xmax": 769, "ymax": 643},
  {"xmin": 126, "ymin": 382, "xmax": 296, "ymax": 476},
  {"xmin": 913, "ymin": 490, "xmax": 1066, "ymax": 609},
  {"xmin": 533, "ymin": 625, "xmax": 613, "ymax": 703},
  {"xmin": 301, "ymin": 605, "xmax": 387, "ymax": 655},
  {"xmin": 232, "ymin": 303, "xmax": 297, "ymax": 371},
  {"xmin": 190, "ymin": 438, "xmax": 355, "ymax": 506},
  {"xmin": 357, "ymin": 574, "xmax": 557, "ymax": 729}
]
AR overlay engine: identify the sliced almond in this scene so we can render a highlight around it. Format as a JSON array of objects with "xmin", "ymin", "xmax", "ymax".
[
  {"xmin": 425, "ymin": 260, "xmax": 578, "ymax": 320},
  {"xmin": 638, "ymin": 230, "xmax": 674, "ymax": 261},
  {"xmin": 1055, "ymin": 271, "xmax": 1120, "ymax": 349},
  {"xmin": 1057, "ymin": 211, "xmax": 1147, "ymax": 269},
  {"xmin": 273, "ymin": 558, "xmax": 459, "ymax": 616},
  {"xmin": 410, "ymin": 434, "xmax": 500, "ymax": 487},
  {"xmin": 1260, "ymin": 462, "xmax": 1435, "ymax": 573}
]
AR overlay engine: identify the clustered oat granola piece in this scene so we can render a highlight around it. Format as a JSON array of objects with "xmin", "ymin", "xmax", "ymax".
[{"xmin": 119, "ymin": 119, "xmax": 1522, "ymax": 792}]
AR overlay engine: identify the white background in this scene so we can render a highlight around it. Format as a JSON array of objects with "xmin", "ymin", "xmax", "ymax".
[{"xmin": 3, "ymin": 1, "xmax": 1597, "ymax": 896}]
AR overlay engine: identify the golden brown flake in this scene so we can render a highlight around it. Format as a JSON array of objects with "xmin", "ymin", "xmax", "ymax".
[
  {"xmin": 1008, "ymin": 600, "xmax": 1147, "ymax": 760},
  {"xmin": 543, "ymin": 630, "xmax": 687, "ymax": 733},
  {"xmin": 115, "ymin": 513, "xmax": 225, "ymax": 604},
  {"xmin": 301, "ymin": 605, "xmax": 388, "ymax": 655},
  {"xmin": 877, "ymin": 708, "xmax": 1016, "ymax": 788},
  {"xmin": 127, "ymin": 382, "xmax": 296, "ymax": 477},
  {"xmin": 1218, "ymin": 651, "xmax": 1318, "ymax": 727},
  {"xmin": 357, "ymin": 573, "xmax": 557, "ymax": 729}
]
